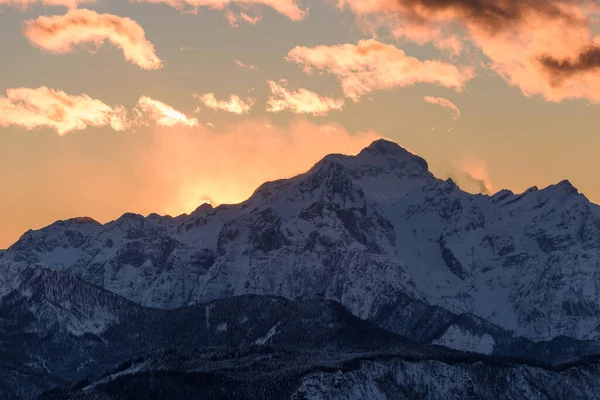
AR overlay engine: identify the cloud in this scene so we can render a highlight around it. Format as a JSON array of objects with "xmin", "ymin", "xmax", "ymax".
[
  {"xmin": 337, "ymin": 0, "xmax": 600, "ymax": 103},
  {"xmin": 266, "ymin": 80, "xmax": 345, "ymax": 116},
  {"xmin": 0, "ymin": 0, "xmax": 93, "ymax": 8},
  {"xmin": 338, "ymin": 0, "xmax": 586, "ymax": 31},
  {"xmin": 455, "ymin": 158, "xmax": 494, "ymax": 194},
  {"xmin": 0, "ymin": 88, "xmax": 202, "ymax": 134},
  {"xmin": 195, "ymin": 93, "xmax": 254, "ymax": 114},
  {"xmin": 286, "ymin": 39, "xmax": 475, "ymax": 101},
  {"xmin": 24, "ymin": 8, "xmax": 162, "ymax": 70},
  {"xmin": 538, "ymin": 44, "xmax": 600, "ymax": 87},
  {"xmin": 225, "ymin": 10, "xmax": 262, "ymax": 26},
  {"xmin": 0, "ymin": 86, "xmax": 127, "ymax": 135},
  {"xmin": 131, "ymin": 0, "xmax": 307, "ymax": 22},
  {"xmin": 423, "ymin": 96, "xmax": 460, "ymax": 118},
  {"xmin": 235, "ymin": 59, "xmax": 257, "ymax": 70},
  {"xmin": 134, "ymin": 96, "xmax": 198, "ymax": 127}
]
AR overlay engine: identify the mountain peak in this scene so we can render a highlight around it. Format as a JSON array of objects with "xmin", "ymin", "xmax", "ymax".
[
  {"xmin": 70, "ymin": 217, "xmax": 99, "ymax": 224},
  {"xmin": 190, "ymin": 202, "xmax": 214, "ymax": 216},
  {"xmin": 49, "ymin": 217, "xmax": 100, "ymax": 227},
  {"xmin": 354, "ymin": 138, "xmax": 431, "ymax": 178},
  {"xmin": 361, "ymin": 139, "xmax": 413, "ymax": 157},
  {"xmin": 556, "ymin": 179, "xmax": 577, "ymax": 192},
  {"xmin": 542, "ymin": 179, "xmax": 579, "ymax": 197}
]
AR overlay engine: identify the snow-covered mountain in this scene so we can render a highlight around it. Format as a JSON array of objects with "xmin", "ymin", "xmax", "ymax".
[
  {"xmin": 2, "ymin": 260, "xmax": 594, "ymax": 399},
  {"xmin": 4, "ymin": 139, "xmax": 600, "ymax": 346}
]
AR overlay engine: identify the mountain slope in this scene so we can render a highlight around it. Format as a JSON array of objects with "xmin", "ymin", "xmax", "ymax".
[
  {"xmin": 4, "ymin": 139, "xmax": 600, "ymax": 345},
  {"xmin": 0, "ymin": 262, "xmax": 416, "ymax": 398},
  {"xmin": 36, "ymin": 347, "xmax": 600, "ymax": 400}
]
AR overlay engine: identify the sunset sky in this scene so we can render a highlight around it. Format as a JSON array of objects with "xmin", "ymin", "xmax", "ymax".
[{"xmin": 1, "ymin": 0, "xmax": 600, "ymax": 248}]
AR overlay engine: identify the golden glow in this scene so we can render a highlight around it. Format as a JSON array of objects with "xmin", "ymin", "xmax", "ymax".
[{"xmin": 148, "ymin": 118, "xmax": 381, "ymax": 215}]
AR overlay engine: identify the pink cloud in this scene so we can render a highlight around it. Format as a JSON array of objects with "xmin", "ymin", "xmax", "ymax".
[
  {"xmin": 0, "ymin": 86, "xmax": 127, "ymax": 135},
  {"xmin": 131, "ymin": 0, "xmax": 307, "ymax": 22},
  {"xmin": 423, "ymin": 96, "xmax": 460, "ymax": 118},
  {"xmin": 24, "ymin": 8, "xmax": 162, "ymax": 70},
  {"xmin": 225, "ymin": 10, "xmax": 262, "ymax": 26},
  {"xmin": 195, "ymin": 93, "xmax": 254, "ymax": 114},
  {"xmin": 286, "ymin": 39, "xmax": 475, "ymax": 101},
  {"xmin": 134, "ymin": 96, "xmax": 198, "ymax": 127},
  {"xmin": 0, "ymin": 87, "xmax": 204, "ymax": 134},
  {"xmin": 0, "ymin": 0, "xmax": 94, "ymax": 8},
  {"xmin": 337, "ymin": 0, "xmax": 600, "ymax": 103},
  {"xmin": 266, "ymin": 80, "xmax": 345, "ymax": 116},
  {"xmin": 235, "ymin": 59, "xmax": 257, "ymax": 70}
]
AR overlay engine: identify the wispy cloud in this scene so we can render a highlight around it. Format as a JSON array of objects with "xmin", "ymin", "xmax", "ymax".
[
  {"xmin": 235, "ymin": 60, "xmax": 257, "ymax": 71},
  {"xmin": 266, "ymin": 80, "xmax": 345, "ymax": 116},
  {"xmin": 225, "ymin": 10, "xmax": 262, "ymax": 27},
  {"xmin": 131, "ymin": 0, "xmax": 307, "ymax": 23},
  {"xmin": 0, "ymin": 86, "xmax": 127, "ymax": 135},
  {"xmin": 0, "ymin": 0, "xmax": 94, "ymax": 9},
  {"xmin": 456, "ymin": 158, "xmax": 494, "ymax": 194},
  {"xmin": 195, "ymin": 93, "xmax": 254, "ymax": 114},
  {"xmin": 287, "ymin": 39, "xmax": 474, "ymax": 102},
  {"xmin": 24, "ymin": 8, "xmax": 162, "ymax": 70},
  {"xmin": 423, "ymin": 96, "xmax": 460, "ymax": 119},
  {"xmin": 134, "ymin": 96, "xmax": 198, "ymax": 127}
]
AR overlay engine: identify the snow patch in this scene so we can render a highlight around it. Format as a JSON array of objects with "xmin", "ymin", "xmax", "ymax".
[
  {"xmin": 433, "ymin": 325, "xmax": 495, "ymax": 355},
  {"xmin": 254, "ymin": 322, "xmax": 280, "ymax": 345}
]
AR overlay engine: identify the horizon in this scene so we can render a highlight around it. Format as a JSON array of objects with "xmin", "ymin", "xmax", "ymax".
[{"xmin": 1, "ymin": 1, "xmax": 600, "ymax": 248}]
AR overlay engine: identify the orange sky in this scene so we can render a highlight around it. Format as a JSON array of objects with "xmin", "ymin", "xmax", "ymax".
[{"xmin": 1, "ymin": 0, "xmax": 600, "ymax": 248}]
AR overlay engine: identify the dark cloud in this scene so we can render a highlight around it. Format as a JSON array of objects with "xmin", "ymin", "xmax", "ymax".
[
  {"xmin": 395, "ymin": 0, "xmax": 589, "ymax": 31},
  {"xmin": 538, "ymin": 45, "xmax": 600, "ymax": 86}
]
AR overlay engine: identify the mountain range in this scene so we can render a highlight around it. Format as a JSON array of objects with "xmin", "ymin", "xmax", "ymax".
[{"xmin": 2, "ymin": 139, "xmax": 600, "ymax": 399}]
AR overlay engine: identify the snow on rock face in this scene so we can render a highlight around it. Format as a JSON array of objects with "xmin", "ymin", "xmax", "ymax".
[
  {"xmin": 5, "ymin": 139, "xmax": 600, "ymax": 343},
  {"xmin": 0, "ymin": 263, "xmax": 137, "ymax": 337},
  {"xmin": 432, "ymin": 325, "xmax": 495, "ymax": 355}
]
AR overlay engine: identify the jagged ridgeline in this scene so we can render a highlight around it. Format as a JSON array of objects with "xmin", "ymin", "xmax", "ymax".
[{"xmin": 2, "ymin": 139, "xmax": 600, "ymax": 399}]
